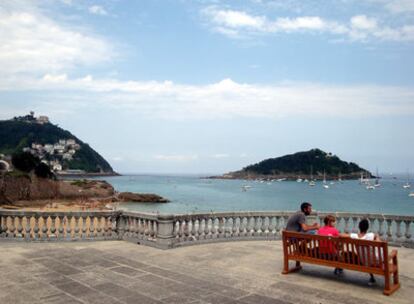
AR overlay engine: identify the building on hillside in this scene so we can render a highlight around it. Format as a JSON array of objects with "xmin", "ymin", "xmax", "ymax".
[
  {"xmin": 62, "ymin": 153, "xmax": 72, "ymax": 160},
  {"xmin": 66, "ymin": 139, "xmax": 76, "ymax": 146},
  {"xmin": 52, "ymin": 163, "xmax": 62, "ymax": 171},
  {"xmin": 37, "ymin": 116, "xmax": 49, "ymax": 124}
]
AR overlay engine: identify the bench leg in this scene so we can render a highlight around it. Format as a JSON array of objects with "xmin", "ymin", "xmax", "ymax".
[
  {"xmin": 383, "ymin": 272, "xmax": 401, "ymax": 296},
  {"xmin": 282, "ymin": 260, "xmax": 302, "ymax": 274}
]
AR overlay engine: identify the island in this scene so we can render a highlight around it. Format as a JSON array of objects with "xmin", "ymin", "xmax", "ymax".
[{"xmin": 210, "ymin": 149, "xmax": 372, "ymax": 181}]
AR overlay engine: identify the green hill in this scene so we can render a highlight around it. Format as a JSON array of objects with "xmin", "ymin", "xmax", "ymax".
[
  {"xmin": 221, "ymin": 149, "xmax": 370, "ymax": 180},
  {"xmin": 0, "ymin": 118, "xmax": 114, "ymax": 174}
]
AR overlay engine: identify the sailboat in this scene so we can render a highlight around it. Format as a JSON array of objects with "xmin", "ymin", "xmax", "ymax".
[
  {"xmin": 323, "ymin": 170, "xmax": 329, "ymax": 189},
  {"xmin": 309, "ymin": 165, "xmax": 316, "ymax": 186},
  {"xmin": 403, "ymin": 171, "xmax": 411, "ymax": 189},
  {"xmin": 374, "ymin": 168, "xmax": 381, "ymax": 187}
]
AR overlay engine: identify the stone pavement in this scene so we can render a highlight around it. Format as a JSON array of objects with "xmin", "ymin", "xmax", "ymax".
[{"xmin": 0, "ymin": 241, "xmax": 413, "ymax": 304}]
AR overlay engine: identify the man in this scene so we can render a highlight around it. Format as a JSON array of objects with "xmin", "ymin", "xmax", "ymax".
[
  {"xmin": 285, "ymin": 202, "xmax": 320, "ymax": 270},
  {"xmin": 286, "ymin": 202, "xmax": 320, "ymax": 233}
]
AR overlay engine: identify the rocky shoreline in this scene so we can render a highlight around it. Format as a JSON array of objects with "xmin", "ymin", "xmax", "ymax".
[{"xmin": 0, "ymin": 174, "xmax": 169, "ymax": 211}]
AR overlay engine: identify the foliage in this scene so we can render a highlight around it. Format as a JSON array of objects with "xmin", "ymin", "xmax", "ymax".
[
  {"xmin": 243, "ymin": 149, "xmax": 367, "ymax": 176},
  {"xmin": 34, "ymin": 162, "xmax": 54, "ymax": 179},
  {"xmin": 11, "ymin": 152, "xmax": 39, "ymax": 173},
  {"xmin": 0, "ymin": 120, "xmax": 113, "ymax": 173}
]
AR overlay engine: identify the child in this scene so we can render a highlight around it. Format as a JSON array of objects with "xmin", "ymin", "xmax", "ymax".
[{"xmin": 350, "ymin": 219, "xmax": 380, "ymax": 285}]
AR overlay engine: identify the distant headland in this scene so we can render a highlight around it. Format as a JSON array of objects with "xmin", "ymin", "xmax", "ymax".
[
  {"xmin": 210, "ymin": 149, "xmax": 372, "ymax": 181},
  {"xmin": 0, "ymin": 112, "xmax": 117, "ymax": 176}
]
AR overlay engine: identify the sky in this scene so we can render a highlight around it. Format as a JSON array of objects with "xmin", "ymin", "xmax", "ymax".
[{"xmin": 0, "ymin": 0, "xmax": 414, "ymax": 174}]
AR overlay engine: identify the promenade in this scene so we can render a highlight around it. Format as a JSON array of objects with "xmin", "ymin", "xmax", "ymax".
[{"xmin": 0, "ymin": 240, "xmax": 413, "ymax": 304}]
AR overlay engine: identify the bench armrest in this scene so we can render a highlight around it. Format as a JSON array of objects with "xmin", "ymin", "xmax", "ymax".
[{"xmin": 388, "ymin": 250, "xmax": 398, "ymax": 261}]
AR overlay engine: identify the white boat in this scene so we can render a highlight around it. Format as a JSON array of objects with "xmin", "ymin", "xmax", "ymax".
[
  {"xmin": 309, "ymin": 165, "xmax": 316, "ymax": 186},
  {"xmin": 409, "ymin": 192, "xmax": 414, "ymax": 197},
  {"xmin": 403, "ymin": 171, "xmax": 411, "ymax": 189},
  {"xmin": 374, "ymin": 168, "xmax": 381, "ymax": 187},
  {"xmin": 296, "ymin": 178, "xmax": 303, "ymax": 183},
  {"xmin": 323, "ymin": 170, "xmax": 329, "ymax": 189},
  {"xmin": 241, "ymin": 185, "xmax": 252, "ymax": 191},
  {"xmin": 366, "ymin": 183, "xmax": 375, "ymax": 190}
]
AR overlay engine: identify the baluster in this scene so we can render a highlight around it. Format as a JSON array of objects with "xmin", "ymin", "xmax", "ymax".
[
  {"xmin": 31, "ymin": 215, "xmax": 39, "ymax": 240},
  {"xmin": 395, "ymin": 220, "xmax": 402, "ymax": 240},
  {"xmin": 0, "ymin": 215, "xmax": 7, "ymax": 237},
  {"xmin": 66, "ymin": 215, "xmax": 73, "ymax": 240},
  {"xmin": 173, "ymin": 220, "xmax": 179, "ymax": 239},
  {"xmin": 103, "ymin": 216, "xmax": 110, "ymax": 239},
  {"xmin": 139, "ymin": 218, "xmax": 145, "ymax": 239},
  {"xmin": 81, "ymin": 215, "xmax": 87, "ymax": 239},
  {"xmin": 224, "ymin": 217, "xmax": 232, "ymax": 238},
  {"xmin": 191, "ymin": 218, "xmax": 198, "ymax": 241},
  {"xmin": 268, "ymin": 217, "xmax": 275, "ymax": 238},
  {"xmin": 275, "ymin": 216, "xmax": 281, "ymax": 236},
  {"xmin": 198, "ymin": 218, "xmax": 204, "ymax": 239},
  {"xmin": 7, "ymin": 216, "xmax": 16, "ymax": 238},
  {"xmin": 239, "ymin": 217, "xmax": 246, "ymax": 237},
  {"xmin": 253, "ymin": 217, "xmax": 260, "ymax": 236},
  {"xmin": 378, "ymin": 218, "xmax": 385, "ymax": 238},
  {"xmin": 123, "ymin": 216, "xmax": 129, "ymax": 237},
  {"xmin": 218, "ymin": 217, "xmax": 225, "ymax": 238},
  {"xmin": 352, "ymin": 217, "xmax": 359, "ymax": 233},
  {"xmin": 16, "ymin": 216, "xmax": 23, "ymax": 238},
  {"xmin": 232, "ymin": 217, "xmax": 238, "ymax": 237},
  {"xmin": 95, "ymin": 215, "xmax": 103, "ymax": 239},
  {"xmin": 49, "ymin": 215, "xmax": 57, "ymax": 239},
  {"xmin": 41, "ymin": 215, "xmax": 48, "ymax": 240},
  {"xmin": 137, "ymin": 217, "xmax": 142, "ymax": 238},
  {"xmin": 57, "ymin": 215, "xmax": 64, "ymax": 239},
  {"xmin": 343, "ymin": 217, "xmax": 350, "ymax": 233},
  {"xmin": 74, "ymin": 216, "xmax": 80, "ymax": 239},
  {"xmin": 89, "ymin": 216, "xmax": 96, "ymax": 238},
  {"xmin": 210, "ymin": 218, "xmax": 217, "ymax": 239},
  {"xmin": 404, "ymin": 220, "xmax": 412, "ymax": 241},
  {"xmin": 24, "ymin": 215, "xmax": 32, "ymax": 240},
  {"xmin": 386, "ymin": 219, "xmax": 393, "ymax": 241},
  {"xmin": 261, "ymin": 216, "xmax": 267, "ymax": 236},
  {"xmin": 129, "ymin": 216, "xmax": 138, "ymax": 238},
  {"xmin": 144, "ymin": 219, "xmax": 150, "ymax": 239}
]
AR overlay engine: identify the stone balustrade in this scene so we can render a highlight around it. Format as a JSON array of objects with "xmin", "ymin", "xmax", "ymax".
[
  {"xmin": 0, "ymin": 209, "xmax": 413, "ymax": 249},
  {"xmin": 0, "ymin": 210, "xmax": 119, "ymax": 241}
]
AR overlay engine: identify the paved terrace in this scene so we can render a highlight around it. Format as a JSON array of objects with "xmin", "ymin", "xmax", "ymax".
[{"xmin": 1, "ymin": 241, "xmax": 413, "ymax": 304}]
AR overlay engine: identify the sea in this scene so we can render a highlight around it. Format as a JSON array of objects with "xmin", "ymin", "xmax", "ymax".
[{"xmin": 94, "ymin": 175, "xmax": 414, "ymax": 215}]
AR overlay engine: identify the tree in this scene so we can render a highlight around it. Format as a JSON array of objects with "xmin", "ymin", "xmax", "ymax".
[
  {"xmin": 34, "ymin": 163, "xmax": 54, "ymax": 179},
  {"xmin": 11, "ymin": 152, "xmax": 39, "ymax": 172}
]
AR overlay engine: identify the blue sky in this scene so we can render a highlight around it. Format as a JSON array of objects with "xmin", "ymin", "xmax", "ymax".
[{"xmin": 1, "ymin": 0, "xmax": 414, "ymax": 174}]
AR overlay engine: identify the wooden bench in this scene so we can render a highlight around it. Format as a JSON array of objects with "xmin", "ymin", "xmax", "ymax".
[{"xmin": 281, "ymin": 230, "xmax": 400, "ymax": 295}]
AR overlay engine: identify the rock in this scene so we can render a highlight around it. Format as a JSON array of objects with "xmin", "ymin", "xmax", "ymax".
[{"xmin": 117, "ymin": 192, "xmax": 169, "ymax": 203}]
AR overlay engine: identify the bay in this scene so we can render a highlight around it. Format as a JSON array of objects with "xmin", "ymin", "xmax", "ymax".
[{"xmin": 98, "ymin": 175, "xmax": 414, "ymax": 215}]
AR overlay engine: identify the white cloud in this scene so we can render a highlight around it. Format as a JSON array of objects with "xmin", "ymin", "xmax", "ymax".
[
  {"xmin": 1, "ymin": 76, "xmax": 413, "ymax": 120},
  {"xmin": 154, "ymin": 154, "xmax": 199, "ymax": 161},
  {"xmin": 385, "ymin": 0, "xmax": 414, "ymax": 13},
  {"xmin": 89, "ymin": 5, "xmax": 108, "ymax": 16},
  {"xmin": 202, "ymin": 6, "xmax": 414, "ymax": 42},
  {"xmin": 350, "ymin": 15, "xmax": 377, "ymax": 30},
  {"xmin": 211, "ymin": 154, "xmax": 230, "ymax": 159},
  {"xmin": 0, "ymin": 3, "xmax": 113, "ymax": 76}
]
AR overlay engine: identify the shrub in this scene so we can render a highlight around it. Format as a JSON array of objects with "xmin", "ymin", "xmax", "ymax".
[
  {"xmin": 11, "ymin": 152, "xmax": 39, "ymax": 173},
  {"xmin": 34, "ymin": 162, "xmax": 54, "ymax": 179}
]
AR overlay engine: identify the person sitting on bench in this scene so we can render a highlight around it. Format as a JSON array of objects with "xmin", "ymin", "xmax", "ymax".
[
  {"xmin": 350, "ymin": 218, "xmax": 381, "ymax": 286},
  {"xmin": 317, "ymin": 215, "xmax": 347, "ymax": 275}
]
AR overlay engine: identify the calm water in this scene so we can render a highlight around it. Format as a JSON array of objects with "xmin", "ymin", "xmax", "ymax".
[{"xmin": 97, "ymin": 175, "xmax": 414, "ymax": 215}]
